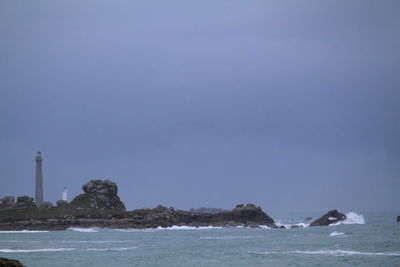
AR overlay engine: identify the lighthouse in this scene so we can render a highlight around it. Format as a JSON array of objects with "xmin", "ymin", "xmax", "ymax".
[
  {"xmin": 35, "ymin": 151, "xmax": 44, "ymax": 205},
  {"xmin": 62, "ymin": 187, "xmax": 68, "ymax": 201}
]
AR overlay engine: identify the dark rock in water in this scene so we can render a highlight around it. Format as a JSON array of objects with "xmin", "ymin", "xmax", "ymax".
[
  {"xmin": 309, "ymin": 210, "xmax": 346, "ymax": 226},
  {"xmin": 0, "ymin": 257, "xmax": 24, "ymax": 267},
  {"xmin": 69, "ymin": 179, "xmax": 125, "ymax": 212},
  {"xmin": 305, "ymin": 217, "xmax": 312, "ymax": 221},
  {"xmin": 0, "ymin": 196, "xmax": 15, "ymax": 209},
  {"xmin": 397, "ymin": 216, "xmax": 400, "ymax": 222},
  {"xmin": 15, "ymin": 196, "xmax": 35, "ymax": 208},
  {"xmin": 56, "ymin": 200, "xmax": 68, "ymax": 207}
]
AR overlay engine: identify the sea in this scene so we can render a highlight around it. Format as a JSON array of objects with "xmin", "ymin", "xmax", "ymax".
[{"xmin": 0, "ymin": 212, "xmax": 399, "ymax": 266}]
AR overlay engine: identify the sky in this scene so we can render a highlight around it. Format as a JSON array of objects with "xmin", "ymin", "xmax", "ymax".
[{"xmin": 0, "ymin": 0, "xmax": 399, "ymax": 213}]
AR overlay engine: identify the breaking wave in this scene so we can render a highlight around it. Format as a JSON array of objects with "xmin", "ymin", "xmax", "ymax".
[
  {"xmin": 329, "ymin": 231, "xmax": 346, "ymax": 237},
  {"xmin": 252, "ymin": 250, "xmax": 400, "ymax": 256},
  {"xmin": 200, "ymin": 235, "xmax": 264, "ymax": 240},
  {"xmin": 330, "ymin": 212, "xmax": 365, "ymax": 226},
  {"xmin": 275, "ymin": 222, "xmax": 309, "ymax": 229},
  {"xmin": 0, "ymin": 248, "xmax": 75, "ymax": 253},
  {"xmin": 0, "ymin": 247, "xmax": 137, "ymax": 253},
  {"xmin": 68, "ymin": 227, "xmax": 99, "ymax": 233},
  {"xmin": 0, "ymin": 230, "xmax": 49, "ymax": 233},
  {"xmin": 155, "ymin": 225, "xmax": 222, "ymax": 230}
]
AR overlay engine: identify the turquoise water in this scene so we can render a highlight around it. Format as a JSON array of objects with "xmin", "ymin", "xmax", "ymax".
[{"xmin": 0, "ymin": 212, "xmax": 399, "ymax": 266}]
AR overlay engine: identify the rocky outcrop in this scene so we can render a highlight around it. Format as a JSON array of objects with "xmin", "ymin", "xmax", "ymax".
[
  {"xmin": 38, "ymin": 201, "xmax": 53, "ymax": 208},
  {"xmin": 15, "ymin": 196, "xmax": 35, "ymax": 208},
  {"xmin": 397, "ymin": 216, "xmax": 400, "ymax": 222},
  {"xmin": 56, "ymin": 200, "xmax": 68, "ymax": 207},
  {"xmin": 305, "ymin": 217, "xmax": 312, "ymax": 221},
  {"xmin": 189, "ymin": 207, "xmax": 225, "ymax": 214},
  {"xmin": 309, "ymin": 210, "xmax": 346, "ymax": 226},
  {"xmin": 0, "ymin": 257, "xmax": 24, "ymax": 267},
  {"xmin": 69, "ymin": 180, "xmax": 125, "ymax": 212},
  {"xmin": 0, "ymin": 196, "xmax": 15, "ymax": 209}
]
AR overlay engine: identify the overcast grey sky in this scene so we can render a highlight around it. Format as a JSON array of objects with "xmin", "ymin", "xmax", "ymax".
[{"xmin": 0, "ymin": 1, "xmax": 399, "ymax": 212}]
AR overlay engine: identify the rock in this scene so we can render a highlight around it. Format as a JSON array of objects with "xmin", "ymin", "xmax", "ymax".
[
  {"xmin": 0, "ymin": 196, "xmax": 15, "ymax": 209},
  {"xmin": 56, "ymin": 200, "xmax": 68, "ymax": 207},
  {"xmin": 38, "ymin": 201, "xmax": 53, "ymax": 208},
  {"xmin": 309, "ymin": 210, "xmax": 346, "ymax": 226},
  {"xmin": 397, "ymin": 216, "xmax": 400, "ymax": 222},
  {"xmin": 0, "ymin": 257, "xmax": 24, "ymax": 266},
  {"xmin": 69, "ymin": 179, "xmax": 125, "ymax": 212},
  {"xmin": 15, "ymin": 196, "xmax": 35, "ymax": 208},
  {"xmin": 82, "ymin": 179, "xmax": 117, "ymax": 195},
  {"xmin": 305, "ymin": 217, "xmax": 312, "ymax": 221},
  {"xmin": 189, "ymin": 207, "xmax": 225, "ymax": 214},
  {"xmin": 215, "ymin": 203, "xmax": 276, "ymax": 227}
]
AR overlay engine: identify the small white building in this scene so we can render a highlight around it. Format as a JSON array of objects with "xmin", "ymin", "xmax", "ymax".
[{"xmin": 62, "ymin": 187, "xmax": 68, "ymax": 201}]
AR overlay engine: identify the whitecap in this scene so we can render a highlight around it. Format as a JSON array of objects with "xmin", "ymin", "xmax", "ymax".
[
  {"xmin": 329, "ymin": 231, "xmax": 346, "ymax": 237},
  {"xmin": 252, "ymin": 250, "xmax": 400, "ymax": 256},
  {"xmin": 84, "ymin": 247, "xmax": 137, "ymax": 251},
  {"xmin": 0, "ymin": 230, "xmax": 49, "ymax": 233},
  {"xmin": 0, "ymin": 248, "xmax": 75, "ymax": 253},
  {"xmin": 155, "ymin": 225, "xmax": 222, "ymax": 230},
  {"xmin": 330, "ymin": 212, "xmax": 365, "ymax": 226},
  {"xmin": 0, "ymin": 247, "xmax": 137, "ymax": 253},
  {"xmin": 275, "ymin": 222, "xmax": 309, "ymax": 229},
  {"xmin": 200, "ymin": 235, "xmax": 263, "ymax": 240},
  {"xmin": 68, "ymin": 227, "xmax": 99, "ymax": 233}
]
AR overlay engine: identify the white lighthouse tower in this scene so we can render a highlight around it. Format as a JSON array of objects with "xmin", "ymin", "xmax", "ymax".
[{"xmin": 61, "ymin": 187, "xmax": 68, "ymax": 201}]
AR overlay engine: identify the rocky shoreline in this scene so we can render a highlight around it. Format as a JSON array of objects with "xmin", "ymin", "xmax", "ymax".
[{"xmin": 0, "ymin": 180, "xmax": 347, "ymax": 231}]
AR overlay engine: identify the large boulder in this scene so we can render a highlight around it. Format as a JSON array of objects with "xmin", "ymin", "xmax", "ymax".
[
  {"xmin": 16, "ymin": 196, "xmax": 35, "ymax": 208},
  {"xmin": 69, "ymin": 180, "xmax": 125, "ymax": 212},
  {"xmin": 0, "ymin": 196, "xmax": 15, "ymax": 209},
  {"xmin": 309, "ymin": 210, "xmax": 346, "ymax": 226},
  {"xmin": 82, "ymin": 180, "xmax": 118, "ymax": 195},
  {"xmin": 397, "ymin": 216, "xmax": 400, "ymax": 222}
]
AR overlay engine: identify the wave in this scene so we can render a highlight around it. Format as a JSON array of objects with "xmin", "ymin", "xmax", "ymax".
[
  {"xmin": 252, "ymin": 250, "xmax": 400, "ymax": 256},
  {"xmin": 200, "ymin": 235, "xmax": 264, "ymax": 240},
  {"xmin": 68, "ymin": 227, "xmax": 99, "ymax": 233},
  {"xmin": 329, "ymin": 231, "xmax": 346, "ymax": 237},
  {"xmin": 275, "ymin": 222, "xmax": 310, "ymax": 229},
  {"xmin": 156, "ymin": 225, "xmax": 222, "ymax": 230},
  {"xmin": 330, "ymin": 212, "xmax": 365, "ymax": 226},
  {"xmin": 0, "ymin": 247, "xmax": 137, "ymax": 253},
  {"xmin": 0, "ymin": 248, "xmax": 75, "ymax": 253},
  {"xmin": 85, "ymin": 247, "xmax": 137, "ymax": 251},
  {"xmin": 0, "ymin": 230, "xmax": 49, "ymax": 233}
]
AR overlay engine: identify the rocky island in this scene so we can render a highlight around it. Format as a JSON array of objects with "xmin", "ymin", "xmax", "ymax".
[
  {"xmin": 0, "ymin": 180, "xmax": 278, "ymax": 230},
  {"xmin": 0, "ymin": 179, "xmax": 349, "ymax": 231}
]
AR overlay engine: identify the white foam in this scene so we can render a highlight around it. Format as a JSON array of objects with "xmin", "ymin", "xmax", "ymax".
[
  {"xmin": 85, "ymin": 247, "xmax": 137, "ymax": 251},
  {"xmin": 330, "ymin": 212, "xmax": 365, "ymax": 226},
  {"xmin": 0, "ymin": 248, "xmax": 75, "ymax": 253},
  {"xmin": 68, "ymin": 227, "xmax": 99, "ymax": 233},
  {"xmin": 275, "ymin": 222, "xmax": 309, "ymax": 229},
  {"xmin": 113, "ymin": 228, "xmax": 156, "ymax": 232},
  {"xmin": 328, "ymin": 217, "xmax": 337, "ymax": 221},
  {"xmin": 252, "ymin": 250, "xmax": 400, "ymax": 256},
  {"xmin": 200, "ymin": 235, "xmax": 263, "ymax": 240},
  {"xmin": 0, "ymin": 247, "xmax": 137, "ymax": 253},
  {"xmin": 329, "ymin": 231, "xmax": 346, "ymax": 237},
  {"xmin": 156, "ymin": 225, "xmax": 222, "ymax": 230},
  {"xmin": 0, "ymin": 230, "xmax": 49, "ymax": 233}
]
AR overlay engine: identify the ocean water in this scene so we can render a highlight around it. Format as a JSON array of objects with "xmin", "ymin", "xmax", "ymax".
[{"xmin": 0, "ymin": 212, "xmax": 399, "ymax": 266}]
